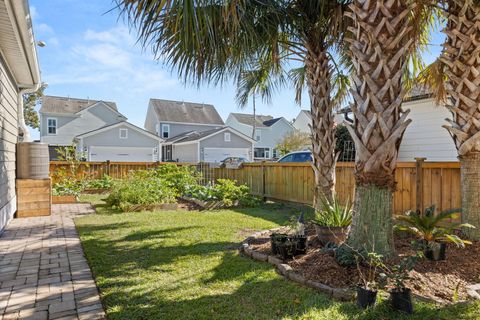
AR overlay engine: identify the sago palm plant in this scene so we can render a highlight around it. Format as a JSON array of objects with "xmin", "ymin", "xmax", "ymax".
[{"xmin": 395, "ymin": 205, "xmax": 475, "ymax": 248}]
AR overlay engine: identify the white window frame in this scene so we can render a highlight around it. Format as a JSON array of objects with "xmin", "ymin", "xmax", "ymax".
[
  {"xmin": 161, "ymin": 124, "xmax": 170, "ymax": 139},
  {"xmin": 255, "ymin": 130, "xmax": 261, "ymax": 142},
  {"xmin": 224, "ymin": 132, "xmax": 231, "ymax": 142},
  {"xmin": 47, "ymin": 117, "xmax": 57, "ymax": 135},
  {"xmin": 254, "ymin": 147, "xmax": 270, "ymax": 159},
  {"xmin": 119, "ymin": 128, "xmax": 128, "ymax": 139}
]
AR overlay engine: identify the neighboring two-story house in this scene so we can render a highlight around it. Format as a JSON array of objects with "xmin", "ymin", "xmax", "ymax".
[
  {"xmin": 40, "ymin": 96, "xmax": 163, "ymax": 161},
  {"xmin": 145, "ymin": 99, "xmax": 254, "ymax": 162},
  {"xmin": 226, "ymin": 113, "xmax": 294, "ymax": 160}
]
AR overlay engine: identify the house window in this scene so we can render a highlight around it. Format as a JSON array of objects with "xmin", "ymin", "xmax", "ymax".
[
  {"xmin": 119, "ymin": 128, "xmax": 128, "ymax": 139},
  {"xmin": 272, "ymin": 148, "xmax": 279, "ymax": 158},
  {"xmin": 161, "ymin": 124, "xmax": 170, "ymax": 138},
  {"xmin": 47, "ymin": 118, "xmax": 57, "ymax": 135},
  {"xmin": 254, "ymin": 147, "xmax": 270, "ymax": 159},
  {"xmin": 255, "ymin": 130, "xmax": 261, "ymax": 141},
  {"xmin": 224, "ymin": 132, "xmax": 231, "ymax": 142}
]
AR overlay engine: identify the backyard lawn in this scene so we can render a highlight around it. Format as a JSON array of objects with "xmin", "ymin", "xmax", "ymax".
[{"xmin": 76, "ymin": 195, "xmax": 480, "ymax": 320}]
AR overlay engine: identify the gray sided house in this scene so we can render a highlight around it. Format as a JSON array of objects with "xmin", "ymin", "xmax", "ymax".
[
  {"xmin": 39, "ymin": 96, "xmax": 127, "ymax": 159},
  {"xmin": 0, "ymin": 0, "xmax": 41, "ymax": 231},
  {"xmin": 75, "ymin": 121, "xmax": 164, "ymax": 162},
  {"xmin": 164, "ymin": 127, "xmax": 254, "ymax": 163},
  {"xmin": 145, "ymin": 98, "xmax": 254, "ymax": 162},
  {"xmin": 226, "ymin": 113, "xmax": 295, "ymax": 160}
]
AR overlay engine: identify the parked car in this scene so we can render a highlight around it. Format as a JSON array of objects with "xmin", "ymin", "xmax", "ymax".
[
  {"xmin": 277, "ymin": 151, "xmax": 312, "ymax": 163},
  {"xmin": 221, "ymin": 157, "xmax": 250, "ymax": 164}
]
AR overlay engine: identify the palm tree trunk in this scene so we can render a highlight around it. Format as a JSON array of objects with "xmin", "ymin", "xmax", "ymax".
[
  {"xmin": 441, "ymin": 0, "xmax": 480, "ymax": 239},
  {"xmin": 345, "ymin": 0, "xmax": 415, "ymax": 256},
  {"xmin": 305, "ymin": 43, "xmax": 336, "ymax": 208},
  {"xmin": 460, "ymin": 153, "xmax": 480, "ymax": 239}
]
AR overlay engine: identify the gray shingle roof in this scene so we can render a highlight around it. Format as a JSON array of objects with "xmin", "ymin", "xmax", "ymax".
[
  {"xmin": 230, "ymin": 113, "xmax": 282, "ymax": 128},
  {"xmin": 149, "ymin": 99, "xmax": 224, "ymax": 125},
  {"xmin": 173, "ymin": 127, "xmax": 226, "ymax": 143},
  {"xmin": 40, "ymin": 95, "xmax": 118, "ymax": 115}
]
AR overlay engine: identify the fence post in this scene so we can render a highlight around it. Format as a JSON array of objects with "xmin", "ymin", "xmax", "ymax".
[
  {"xmin": 415, "ymin": 157, "xmax": 426, "ymax": 213},
  {"xmin": 106, "ymin": 160, "xmax": 111, "ymax": 177},
  {"xmin": 261, "ymin": 161, "xmax": 266, "ymax": 201}
]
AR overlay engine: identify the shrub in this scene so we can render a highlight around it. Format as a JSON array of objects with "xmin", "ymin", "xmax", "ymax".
[
  {"xmin": 52, "ymin": 179, "xmax": 85, "ymax": 196},
  {"xmin": 106, "ymin": 175, "xmax": 177, "ymax": 212},
  {"xmin": 85, "ymin": 175, "xmax": 114, "ymax": 190},
  {"xmin": 185, "ymin": 179, "xmax": 261, "ymax": 208}
]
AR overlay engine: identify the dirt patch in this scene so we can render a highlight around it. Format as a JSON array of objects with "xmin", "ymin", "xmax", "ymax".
[
  {"xmin": 248, "ymin": 227, "xmax": 480, "ymax": 303},
  {"xmin": 177, "ymin": 198, "xmax": 203, "ymax": 211}
]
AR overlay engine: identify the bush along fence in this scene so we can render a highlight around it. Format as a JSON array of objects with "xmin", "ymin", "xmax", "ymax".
[{"xmin": 50, "ymin": 159, "xmax": 461, "ymax": 215}]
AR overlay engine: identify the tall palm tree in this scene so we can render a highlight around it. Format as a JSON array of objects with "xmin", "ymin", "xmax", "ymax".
[
  {"xmin": 345, "ymin": 0, "xmax": 434, "ymax": 255},
  {"xmin": 438, "ymin": 0, "xmax": 480, "ymax": 239},
  {"xmin": 117, "ymin": 0, "xmax": 351, "ymax": 208}
]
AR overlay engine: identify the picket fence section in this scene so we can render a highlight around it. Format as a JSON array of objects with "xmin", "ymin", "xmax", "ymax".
[{"xmin": 50, "ymin": 160, "xmax": 461, "ymax": 215}]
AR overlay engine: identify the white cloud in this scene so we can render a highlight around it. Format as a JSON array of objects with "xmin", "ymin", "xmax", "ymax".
[
  {"xmin": 36, "ymin": 23, "xmax": 53, "ymax": 34},
  {"xmin": 45, "ymin": 26, "xmax": 177, "ymax": 93},
  {"xmin": 30, "ymin": 6, "xmax": 39, "ymax": 20}
]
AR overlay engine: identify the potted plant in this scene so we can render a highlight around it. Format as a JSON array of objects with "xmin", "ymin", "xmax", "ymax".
[
  {"xmin": 385, "ymin": 255, "xmax": 419, "ymax": 314},
  {"xmin": 270, "ymin": 232, "xmax": 289, "ymax": 255},
  {"xmin": 313, "ymin": 197, "xmax": 352, "ymax": 245},
  {"xmin": 276, "ymin": 238, "xmax": 296, "ymax": 260},
  {"xmin": 289, "ymin": 213, "xmax": 308, "ymax": 255},
  {"xmin": 355, "ymin": 252, "xmax": 387, "ymax": 309},
  {"xmin": 395, "ymin": 206, "xmax": 475, "ymax": 261}
]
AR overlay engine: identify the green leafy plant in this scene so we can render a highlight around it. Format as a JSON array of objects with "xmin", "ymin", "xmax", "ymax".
[
  {"xmin": 395, "ymin": 205, "xmax": 475, "ymax": 248},
  {"xmin": 314, "ymin": 197, "xmax": 352, "ymax": 227},
  {"xmin": 85, "ymin": 175, "xmax": 114, "ymax": 190},
  {"xmin": 384, "ymin": 254, "xmax": 420, "ymax": 291},
  {"xmin": 52, "ymin": 180, "xmax": 85, "ymax": 197},
  {"xmin": 356, "ymin": 251, "xmax": 388, "ymax": 291}
]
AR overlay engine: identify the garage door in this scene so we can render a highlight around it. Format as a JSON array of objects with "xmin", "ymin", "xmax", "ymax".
[
  {"xmin": 203, "ymin": 148, "xmax": 250, "ymax": 163},
  {"xmin": 89, "ymin": 146, "xmax": 156, "ymax": 162}
]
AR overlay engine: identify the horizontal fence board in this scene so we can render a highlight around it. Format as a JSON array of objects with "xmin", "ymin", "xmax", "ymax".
[{"xmin": 50, "ymin": 161, "xmax": 462, "ymax": 214}]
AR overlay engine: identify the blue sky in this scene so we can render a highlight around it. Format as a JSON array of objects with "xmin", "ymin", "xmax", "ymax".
[{"xmin": 29, "ymin": 1, "xmax": 445, "ymax": 139}]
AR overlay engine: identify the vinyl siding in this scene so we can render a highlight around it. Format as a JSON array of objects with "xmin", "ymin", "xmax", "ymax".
[
  {"xmin": 0, "ymin": 53, "xmax": 19, "ymax": 231},
  {"xmin": 199, "ymin": 130, "xmax": 253, "ymax": 161},
  {"xmin": 159, "ymin": 122, "xmax": 222, "ymax": 139},
  {"xmin": 81, "ymin": 124, "xmax": 160, "ymax": 148},
  {"xmin": 40, "ymin": 103, "xmax": 124, "ymax": 145},
  {"xmin": 293, "ymin": 111, "xmax": 311, "ymax": 133},
  {"xmin": 398, "ymin": 99, "xmax": 458, "ymax": 161}
]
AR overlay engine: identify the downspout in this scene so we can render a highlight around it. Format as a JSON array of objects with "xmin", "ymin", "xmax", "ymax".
[{"xmin": 17, "ymin": 84, "xmax": 40, "ymax": 142}]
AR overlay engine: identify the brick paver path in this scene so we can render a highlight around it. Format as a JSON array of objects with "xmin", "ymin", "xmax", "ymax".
[{"xmin": 0, "ymin": 204, "xmax": 105, "ymax": 320}]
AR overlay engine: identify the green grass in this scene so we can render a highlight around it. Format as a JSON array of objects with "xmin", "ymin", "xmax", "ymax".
[{"xmin": 76, "ymin": 195, "xmax": 480, "ymax": 320}]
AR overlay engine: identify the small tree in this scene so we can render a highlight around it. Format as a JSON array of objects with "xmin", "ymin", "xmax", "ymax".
[
  {"xmin": 275, "ymin": 131, "xmax": 310, "ymax": 157},
  {"xmin": 23, "ymin": 83, "xmax": 46, "ymax": 129}
]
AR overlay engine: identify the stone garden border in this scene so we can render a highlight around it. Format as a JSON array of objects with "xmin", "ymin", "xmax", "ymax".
[
  {"xmin": 240, "ymin": 229, "xmax": 480, "ymax": 305},
  {"xmin": 182, "ymin": 196, "xmax": 238, "ymax": 210}
]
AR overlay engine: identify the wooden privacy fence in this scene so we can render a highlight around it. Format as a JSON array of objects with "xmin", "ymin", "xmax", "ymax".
[{"xmin": 50, "ymin": 160, "xmax": 461, "ymax": 215}]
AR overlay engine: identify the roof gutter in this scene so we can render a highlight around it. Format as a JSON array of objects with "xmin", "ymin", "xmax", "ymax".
[{"xmin": 5, "ymin": 0, "xmax": 41, "ymax": 142}]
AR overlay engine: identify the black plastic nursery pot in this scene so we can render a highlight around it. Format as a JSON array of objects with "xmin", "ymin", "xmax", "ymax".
[
  {"xmin": 277, "ymin": 242, "xmax": 295, "ymax": 260},
  {"xmin": 270, "ymin": 233, "xmax": 289, "ymax": 255},
  {"xmin": 356, "ymin": 286, "xmax": 377, "ymax": 309},
  {"xmin": 424, "ymin": 242, "xmax": 447, "ymax": 261},
  {"xmin": 390, "ymin": 288, "xmax": 414, "ymax": 314},
  {"xmin": 292, "ymin": 235, "xmax": 308, "ymax": 255}
]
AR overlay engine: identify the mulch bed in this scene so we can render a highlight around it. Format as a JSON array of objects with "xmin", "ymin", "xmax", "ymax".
[{"xmin": 249, "ymin": 225, "xmax": 480, "ymax": 303}]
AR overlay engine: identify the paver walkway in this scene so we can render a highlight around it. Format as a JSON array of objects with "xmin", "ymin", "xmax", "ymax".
[{"xmin": 0, "ymin": 204, "xmax": 105, "ymax": 320}]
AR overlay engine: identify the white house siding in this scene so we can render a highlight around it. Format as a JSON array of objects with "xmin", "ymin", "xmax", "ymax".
[
  {"xmin": 226, "ymin": 116, "xmax": 294, "ymax": 159},
  {"xmin": 0, "ymin": 54, "xmax": 19, "ymax": 232},
  {"xmin": 172, "ymin": 143, "xmax": 199, "ymax": 163},
  {"xmin": 199, "ymin": 131, "xmax": 253, "ymax": 161},
  {"xmin": 80, "ymin": 124, "xmax": 161, "ymax": 162},
  {"xmin": 157, "ymin": 122, "xmax": 222, "ymax": 138},
  {"xmin": 293, "ymin": 110, "xmax": 311, "ymax": 133},
  {"xmin": 398, "ymin": 98, "xmax": 458, "ymax": 162},
  {"xmin": 40, "ymin": 103, "xmax": 123, "ymax": 145}
]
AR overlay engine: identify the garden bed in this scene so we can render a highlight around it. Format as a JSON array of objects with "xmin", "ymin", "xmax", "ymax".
[
  {"xmin": 52, "ymin": 195, "xmax": 78, "ymax": 204},
  {"xmin": 181, "ymin": 196, "xmax": 236, "ymax": 210},
  {"xmin": 246, "ymin": 225, "xmax": 480, "ymax": 304}
]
